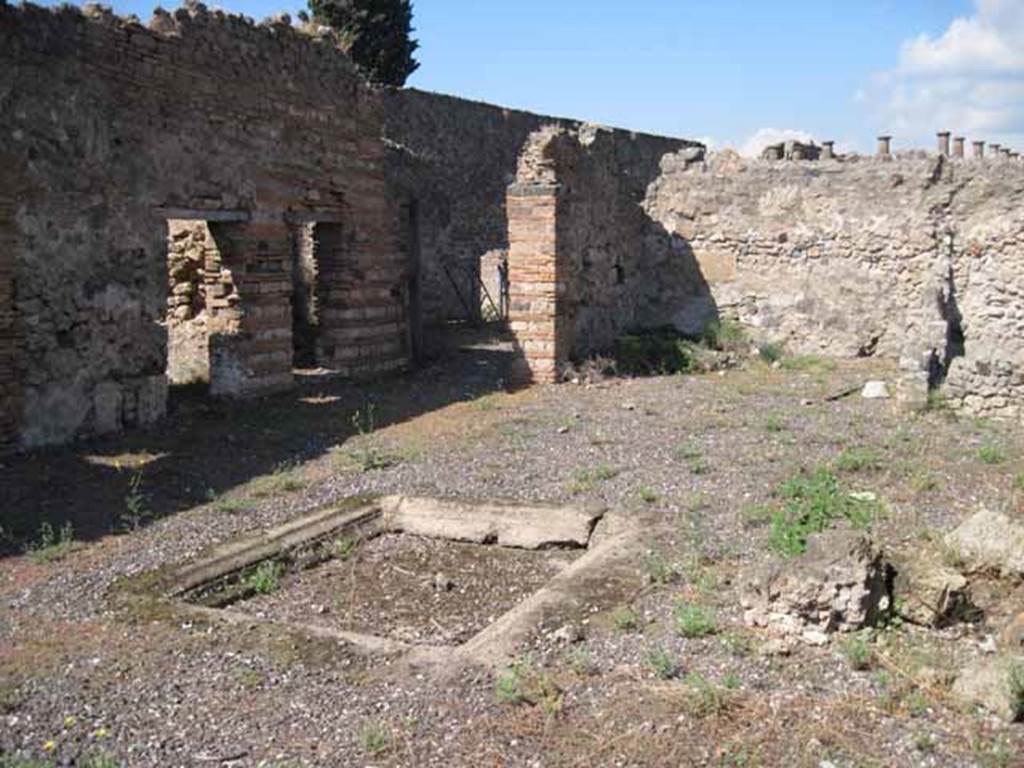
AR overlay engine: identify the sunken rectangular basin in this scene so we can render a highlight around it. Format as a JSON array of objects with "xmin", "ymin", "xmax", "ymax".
[{"xmin": 165, "ymin": 495, "xmax": 608, "ymax": 659}]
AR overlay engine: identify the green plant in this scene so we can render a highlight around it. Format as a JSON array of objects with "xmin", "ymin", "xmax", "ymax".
[
  {"xmin": 780, "ymin": 355, "xmax": 836, "ymax": 373},
  {"xmin": 722, "ymin": 672, "xmax": 742, "ymax": 690},
  {"xmin": 978, "ymin": 440, "xmax": 1007, "ymax": 465},
  {"xmin": 834, "ymin": 447, "xmax": 884, "ymax": 473},
  {"xmin": 720, "ymin": 632, "xmax": 753, "ymax": 658},
  {"xmin": 306, "ymin": 0, "xmax": 419, "ymax": 86},
  {"xmin": 1014, "ymin": 472, "xmax": 1024, "ymax": 492},
  {"xmin": 1009, "ymin": 661, "xmax": 1024, "ymax": 722},
  {"xmin": 565, "ymin": 644, "xmax": 596, "ymax": 677},
  {"xmin": 645, "ymin": 647, "xmax": 680, "ymax": 679},
  {"xmin": 80, "ymin": 753, "xmax": 122, "ymax": 768},
  {"xmin": 246, "ymin": 560, "xmax": 285, "ymax": 595},
  {"xmin": 333, "ymin": 536, "xmax": 359, "ymax": 561},
  {"xmin": 27, "ymin": 520, "xmax": 75, "ymax": 564},
  {"xmin": 674, "ymin": 602, "xmax": 717, "ymax": 638},
  {"xmin": 612, "ymin": 606, "xmax": 640, "ymax": 632},
  {"xmin": 702, "ymin": 317, "xmax": 747, "ymax": 352},
  {"xmin": 643, "ymin": 549, "xmax": 679, "ymax": 585},
  {"xmin": 763, "ymin": 414, "xmax": 786, "ymax": 433},
  {"xmin": 839, "ymin": 633, "xmax": 873, "ymax": 671},
  {"xmin": 739, "ymin": 504, "xmax": 772, "ymax": 528},
  {"xmin": 569, "ymin": 464, "xmax": 619, "ymax": 494},
  {"xmin": 614, "ymin": 328, "xmax": 697, "ymax": 376},
  {"xmin": 250, "ymin": 460, "xmax": 307, "ymax": 497},
  {"xmin": 122, "ymin": 470, "xmax": 150, "ymax": 531},
  {"xmin": 682, "ymin": 672, "xmax": 734, "ymax": 718},
  {"xmin": 637, "ymin": 486, "xmax": 659, "ymax": 504},
  {"xmin": 758, "ymin": 342, "xmax": 783, "ymax": 363},
  {"xmin": 357, "ymin": 720, "xmax": 391, "ymax": 756},
  {"xmin": 675, "ymin": 442, "xmax": 709, "ymax": 474},
  {"xmin": 767, "ymin": 466, "xmax": 880, "ymax": 557},
  {"xmin": 494, "ymin": 655, "xmax": 562, "ymax": 713}
]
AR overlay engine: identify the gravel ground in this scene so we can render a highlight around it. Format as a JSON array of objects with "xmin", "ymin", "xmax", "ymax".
[{"xmin": 2, "ymin": 329, "xmax": 1023, "ymax": 766}]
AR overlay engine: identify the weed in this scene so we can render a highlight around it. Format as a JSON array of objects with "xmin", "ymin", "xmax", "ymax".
[
  {"xmin": 834, "ymin": 447, "xmax": 884, "ymax": 473},
  {"xmin": 357, "ymin": 720, "xmax": 391, "ymax": 756},
  {"xmin": 914, "ymin": 732, "xmax": 937, "ymax": 753},
  {"xmin": 1009, "ymin": 661, "xmax": 1024, "ymax": 722},
  {"xmin": 780, "ymin": 355, "xmax": 837, "ymax": 373},
  {"xmin": 739, "ymin": 504, "xmax": 772, "ymax": 528},
  {"xmin": 645, "ymin": 646, "xmax": 680, "ymax": 679},
  {"xmin": 246, "ymin": 560, "xmax": 284, "ymax": 595},
  {"xmin": 612, "ymin": 606, "xmax": 640, "ymax": 632},
  {"xmin": 978, "ymin": 441, "xmax": 1007, "ymax": 465},
  {"xmin": 614, "ymin": 329, "xmax": 696, "ymax": 376},
  {"xmin": 569, "ymin": 464, "xmax": 619, "ymax": 494},
  {"xmin": 1014, "ymin": 472, "xmax": 1024, "ymax": 492},
  {"xmin": 763, "ymin": 414, "xmax": 786, "ymax": 433},
  {"xmin": 250, "ymin": 460, "xmax": 307, "ymax": 497},
  {"xmin": 122, "ymin": 470, "xmax": 150, "ymax": 531},
  {"xmin": 767, "ymin": 466, "xmax": 880, "ymax": 557},
  {"xmin": 720, "ymin": 632, "xmax": 753, "ymax": 658},
  {"xmin": 333, "ymin": 536, "xmax": 359, "ymax": 561},
  {"xmin": 839, "ymin": 633, "xmax": 873, "ymax": 671},
  {"xmin": 638, "ymin": 486, "xmax": 659, "ymax": 504},
  {"xmin": 702, "ymin": 317, "xmax": 747, "ymax": 352},
  {"xmin": 674, "ymin": 602, "xmax": 717, "ymax": 639},
  {"xmin": 494, "ymin": 655, "xmax": 562, "ymax": 713},
  {"xmin": 681, "ymin": 672, "xmax": 734, "ymax": 718},
  {"xmin": 565, "ymin": 644, "xmax": 596, "ymax": 677},
  {"xmin": 757, "ymin": 342, "xmax": 783, "ymax": 363},
  {"xmin": 675, "ymin": 442, "xmax": 709, "ymax": 474},
  {"xmin": 644, "ymin": 549, "xmax": 679, "ymax": 585},
  {"xmin": 722, "ymin": 672, "xmax": 742, "ymax": 690},
  {"xmin": 27, "ymin": 521, "xmax": 75, "ymax": 564},
  {"xmin": 206, "ymin": 490, "xmax": 253, "ymax": 514}
]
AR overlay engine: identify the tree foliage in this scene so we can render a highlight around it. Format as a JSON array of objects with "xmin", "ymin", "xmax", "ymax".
[{"xmin": 308, "ymin": 0, "xmax": 419, "ymax": 87}]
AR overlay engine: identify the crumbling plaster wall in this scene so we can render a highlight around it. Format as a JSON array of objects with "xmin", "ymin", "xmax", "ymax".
[
  {"xmin": 645, "ymin": 150, "xmax": 1024, "ymax": 419},
  {"xmin": 0, "ymin": 2, "xmax": 407, "ymax": 448}
]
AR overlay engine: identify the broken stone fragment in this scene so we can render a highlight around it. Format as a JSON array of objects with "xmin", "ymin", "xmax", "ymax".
[
  {"xmin": 890, "ymin": 546, "xmax": 971, "ymax": 627},
  {"xmin": 552, "ymin": 623, "xmax": 583, "ymax": 644},
  {"xmin": 432, "ymin": 572, "xmax": 454, "ymax": 592},
  {"xmin": 953, "ymin": 653, "xmax": 1024, "ymax": 722},
  {"xmin": 944, "ymin": 508, "xmax": 1024, "ymax": 578},
  {"xmin": 861, "ymin": 381, "xmax": 890, "ymax": 399},
  {"xmin": 740, "ymin": 529, "xmax": 891, "ymax": 643}
]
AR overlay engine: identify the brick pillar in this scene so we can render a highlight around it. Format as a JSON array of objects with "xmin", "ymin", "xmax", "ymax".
[
  {"xmin": 207, "ymin": 220, "xmax": 294, "ymax": 396},
  {"xmin": 507, "ymin": 183, "xmax": 571, "ymax": 383}
]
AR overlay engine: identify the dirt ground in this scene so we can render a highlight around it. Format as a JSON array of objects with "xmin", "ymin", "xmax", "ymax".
[{"xmin": 2, "ymin": 327, "xmax": 1023, "ymax": 767}]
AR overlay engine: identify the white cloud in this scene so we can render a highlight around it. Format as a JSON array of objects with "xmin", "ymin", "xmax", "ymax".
[
  {"xmin": 865, "ymin": 0, "xmax": 1024, "ymax": 150},
  {"xmin": 737, "ymin": 127, "xmax": 815, "ymax": 158}
]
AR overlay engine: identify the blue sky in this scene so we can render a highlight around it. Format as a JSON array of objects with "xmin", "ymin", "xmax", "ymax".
[{"xmin": 36, "ymin": 0, "xmax": 1024, "ymax": 154}]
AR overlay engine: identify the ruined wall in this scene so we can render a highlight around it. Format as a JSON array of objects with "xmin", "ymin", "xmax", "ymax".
[
  {"xmin": 645, "ymin": 150, "xmax": 1024, "ymax": 419},
  {"xmin": 507, "ymin": 125, "xmax": 705, "ymax": 381},
  {"xmin": 381, "ymin": 90, "xmax": 579, "ymax": 327},
  {"xmin": 0, "ymin": 159, "xmax": 23, "ymax": 450},
  {"xmin": 0, "ymin": 3, "xmax": 407, "ymax": 447}
]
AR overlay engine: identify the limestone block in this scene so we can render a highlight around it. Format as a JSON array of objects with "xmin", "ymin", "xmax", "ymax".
[{"xmin": 945, "ymin": 509, "xmax": 1024, "ymax": 577}]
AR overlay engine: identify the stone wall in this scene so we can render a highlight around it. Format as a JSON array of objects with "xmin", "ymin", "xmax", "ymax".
[
  {"xmin": 644, "ymin": 150, "xmax": 1024, "ymax": 419},
  {"xmin": 381, "ymin": 90, "xmax": 579, "ymax": 329},
  {"xmin": 0, "ymin": 2, "xmax": 408, "ymax": 448},
  {"xmin": 507, "ymin": 125, "xmax": 706, "ymax": 381}
]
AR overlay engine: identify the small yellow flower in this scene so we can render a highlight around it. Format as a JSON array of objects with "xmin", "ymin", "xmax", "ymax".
[
  {"xmin": 42, "ymin": 740, "xmax": 56, "ymax": 752},
  {"xmin": 93, "ymin": 727, "xmax": 109, "ymax": 740},
  {"xmin": 64, "ymin": 715, "xmax": 77, "ymax": 727}
]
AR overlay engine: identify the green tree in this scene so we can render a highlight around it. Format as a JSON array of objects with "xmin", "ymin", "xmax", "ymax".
[{"xmin": 307, "ymin": 0, "xmax": 419, "ymax": 87}]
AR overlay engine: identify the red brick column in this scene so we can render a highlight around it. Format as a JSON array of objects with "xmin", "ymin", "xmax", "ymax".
[
  {"xmin": 507, "ymin": 183, "xmax": 570, "ymax": 383},
  {"xmin": 207, "ymin": 220, "xmax": 294, "ymax": 396}
]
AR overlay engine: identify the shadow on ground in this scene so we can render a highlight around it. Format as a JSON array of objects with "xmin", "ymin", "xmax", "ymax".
[{"xmin": 1, "ymin": 324, "xmax": 518, "ymax": 555}]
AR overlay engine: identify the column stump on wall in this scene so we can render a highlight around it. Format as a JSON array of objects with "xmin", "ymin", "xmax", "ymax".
[
  {"xmin": 506, "ymin": 182, "xmax": 571, "ymax": 384},
  {"xmin": 207, "ymin": 220, "xmax": 294, "ymax": 397}
]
